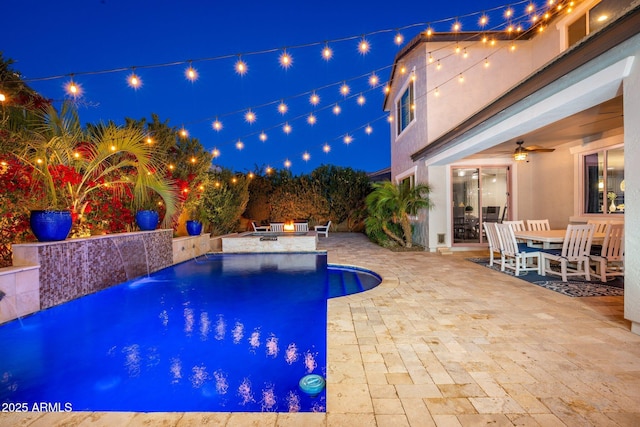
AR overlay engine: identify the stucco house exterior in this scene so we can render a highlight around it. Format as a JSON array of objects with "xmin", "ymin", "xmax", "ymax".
[{"xmin": 384, "ymin": 0, "xmax": 640, "ymax": 334}]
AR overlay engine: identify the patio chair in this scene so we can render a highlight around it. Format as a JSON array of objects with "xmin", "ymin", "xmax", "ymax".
[
  {"xmin": 495, "ymin": 223, "xmax": 541, "ymax": 276},
  {"xmin": 252, "ymin": 221, "xmax": 270, "ymax": 232},
  {"xmin": 314, "ymin": 220, "xmax": 331, "ymax": 238},
  {"xmin": 482, "ymin": 221, "xmax": 500, "ymax": 267},
  {"xmin": 294, "ymin": 222, "xmax": 309, "ymax": 232},
  {"xmin": 587, "ymin": 219, "xmax": 609, "ymax": 234},
  {"xmin": 590, "ymin": 222, "xmax": 624, "ymax": 282},
  {"xmin": 540, "ymin": 224, "xmax": 595, "ymax": 282},
  {"xmin": 270, "ymin": 223, "xmax": 284, "ymax": 232},
  {"xmin": 502, "ymin": 220, "xmax": 526, "ymax": 232},
  {"xmin": 526, "ymin": 219, "xmax": 550, "ymax": 231}
]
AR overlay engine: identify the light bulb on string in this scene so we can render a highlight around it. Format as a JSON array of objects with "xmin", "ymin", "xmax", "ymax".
[
  {"xmin": 322, "ymin": 43, "xmax": 333, "ymax": 61},
  {"xmin": 394, "ymin": 32, "xmax": 404, "ymax": 45},
  {"xmin": 323, "ymin": 143, "xmax": 331, "ymax": 153},
  {"xmin": 65, "ymin": 78, "xmax": 82, "ymax": 98},
  {"xmin": 484, "ymin": 58, "xmax": 490, "ymax": 68},
  {"xmin": 236, "ymin": 140, "xmax": 244, "ymax": 150},
  {"xmin": 428, "ymin": 53, "xmax": 434, "ymax": 63},
  {"xmin": 127, "ymin": 70, "xmax": 142, "ymax": 90},
  {"xmin": 302, "ymin": 152, "xmax": 310, "ymax": 162},
  {"xmin": 309, "ymin": 92, "xmax": 320, "ymax": 106},
  {"xmin": 479, "ymin": 14, "xmax": 489, "ymax": 27},
  {"xmin": 358, "ymin": 37, "xmax": 370, "ymax": 55},
  {"xmin": 434, "ymin": 87, "xmax": 440, "ymax": 97},
  {"xmin": 283, "ymin": 122, "xmax": 292, "ymax": 134},
  {"xmin": 278, "ymin": 101, "xmax": 288, "ymax": 115},
  {"xmin": 279, "ymin": 49, "xmax": 293, "ymax": 69},
  {"xmin": 343, "ymin": 134, "xmax": 353, "ymax": 145},
  {"xmin": 365, "ymin": 125, "xmax": 373, "ymax": 135},
  {"xmin": 369, "ymin": 73, "xmax": 379, "ymax": 87},
  {"xmin": 452, "ymin": 20, "xmax": 461, "ymax": 32},
  {"xmin": 332, "ymin": 104, "xmax": 341, "ymax": 115},
  {"xmin": 235, "ymin": 57, "xmax": 248, "ymax": 76},
  {"xmin": 357, "ymin": 94, "xmax": 366, "ymax": 106},
  {"xmin": 212, "ymin": 119, "xmax": 223, "ymax": 131},
  {"xmin": 425, "ymin": 25, "xmax": 433, "ymax": 36},
  {"xmin": 0, "ymin": 93, "xmax": 6, "ymax": 102},
  {"xmin": 463, "ymin": 48, "xmax": 468, "ymax": 59},
  {"xmin": 458, "ymin": 74, "xmax": 464, "ymax": 83},
  {"xmin": 185, "ymin": 64, "xmax": 198, "ymax": 82},
  {"xmin": 284, "ymin": 159, "xmax": 292, "ymax": 168},
  {"xmin": 526, "ymin": 3, "xmax": 535, "ymax": 13},
  {"xmin": 179, "ymin": 128, "xmax": 189, "ymax": 138},
  {"xmin": 504, "ymin": 7, "xmax": 514, "ymax": 18},
  {"xmin": 340, "ymin": 82, "xmax": 350, "ymax": 97},
  {"xmin": 383, "ymin": 85, "xmax": 390, "ymax": 94},
  {"xmin": 265, "ymin": 166, "xmax": 273, "ymax": 174},
  {"xmin": 244, "ymin": 110, "xmax": 256, "ymax": 124},
  {"xmin": 307, "ymin": 114, "xmax": 317, "ymax": 125},
  {"xmin": 259, "ymin": 132, "xmax": 268, "ymax": 142}
]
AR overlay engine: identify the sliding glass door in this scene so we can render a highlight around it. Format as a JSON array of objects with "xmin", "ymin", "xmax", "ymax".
[{"xmin": 452, "ymin": 166, "xmax": 510, "ymax": 244}]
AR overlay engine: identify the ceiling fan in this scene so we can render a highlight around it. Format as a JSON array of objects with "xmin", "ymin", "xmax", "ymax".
[{"xmin": 513, "ymin": 140, "xmax": 555, "ymax": 161}]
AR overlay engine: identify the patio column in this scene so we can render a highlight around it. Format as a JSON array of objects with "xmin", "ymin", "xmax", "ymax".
[{"xmin": 623, "ymin": 50, "xmax": 640, "ymax": 335}]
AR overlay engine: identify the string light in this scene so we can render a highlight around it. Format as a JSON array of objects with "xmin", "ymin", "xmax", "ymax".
[
  {"xmin": 504, "ymin": 7, "xmax": 514, "ymax": 18},
  {"xmin": 365, "ymin": 125, "xmax": 373, "ymax": 135},
  {"xmin": 212, "ymin": 119, "xmax": 223, "ymax": 131},
  {"xmin": 185, "ymin": 64, "xmax": 198, "ymax": 82},
  {"xmin": 452, "ymin": 20, "xmax": 461, "ymax": 32},
  {"xmin": 343, "ymin": 134, "xmax": 353, "ymax": 144},
  {"xmin": 425, "ymin": 26, "xmax": 434, "ymax": 36},
  {"xmin": 236, "ymin": 140, "xmax": 244, "ymax": 150},
  {"xmin": 278, "ymin": 101, "xmax": 288, "ymax": 115},
  {"xmin": 322, "ymin": 43, "xmax": 333, "ymax": 61},
  {"xmin": 259, "ymin": 132, "xmax": 268, "ymax": 142},
  {"xmin": 387, "ymin": 115, "xmax": 393, "ymax": 122},
  {"xmin": 479, "ymin": 14, "xmax": 489, "ymax": 27},
  {"xmin": 323, "ymin": 143, "xmax": 331, "ymax": 153},
  {"xmin": 394, "ymin": 32, "xmax": 404, "ymax": 45},
  {"xmin": 212, "ymin": 148, "xmax": 220, "ymax": 157},
  {"xmin": 463, "ymin": 48, "xmax": 468, "ymax": 59},
  {"xmin": 283, "ymin": 159, "xmax": 291, "ymax": 168},
  {"xmin": 527, "ymin": 3, "xmax": 536, "ymax": 13},
  {"xmin": 428, "ymin": 53, "xmax": 435, "ymax": 63},
  {"xmin": 179, "ymin": 128, "xmax": 189, "ymax": 138},
  {"xmin": 302, "ymin": 152, "xmax": 310, "ymax": 161},
  {"xmin": 358, "ymin": 37, "xmax": 370, "ymax": 55},
  {"xmin": 279, "ymin": 50, "xmax": 293, "ymax": 69},
  {"xmin": 369, "ymin": 73, "xmax": 379, "ymax": 87},
  {"xmin": 340, "ymin": 82, "xmax": 350, "ymax": 97},
  {"xmin": 458, "ymin": 74, "xmax": 464, "ymax": 83},
  {"xmin": 357, "ymin": 94, "xmax": 366, "ymax": 106},
  {"xmin": 484, "ymin": 58, "xmax": 490, "ymax": 68},
  {"xmin": 307, "ymin": 114, "xmax": 317, "ymax": 125},
  {"xmin": 146, "ymin": 137, "xmax": 153, "ymax": 144},
  {"xmin": 127, "ymin": 70, "xmax": 142, "ymax": 89},
  {"xmin": 283, "ymin": 122, "xmax": 292, "ymax": 134},
  {"xmin": 434, "ymin": 87, "xmax": 440, "ymax": 97},
  {"xmin": 309, "ymin": 92, "xmax": 320, "ymax": 106},
  {"xmin": 332, "ymin": 104, "xmax": 341, "ymax": 115},
  {"xmin": 65, "ymin": 79, "xmax": 81, "ymax": 97},
  {"xmin": 235, "ymin": 57, "xmax": 248, "ymax": 75},
  {"xmin": 0, "ymin": 93, "xmax": 6, "ymax": 102},
  {"xmin": 244, "ymin": 110, "xmax": 257, "ymax": 124}
]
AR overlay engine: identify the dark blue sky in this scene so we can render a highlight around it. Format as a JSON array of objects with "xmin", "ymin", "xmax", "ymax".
[{"xmin": 4, "ymin": 0, "xmax": 526, "ymax": 174}]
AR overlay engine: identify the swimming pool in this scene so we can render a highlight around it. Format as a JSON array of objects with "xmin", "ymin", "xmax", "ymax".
[{"xmin": 0, "ymin": 253, "xmax": 380, "ymax": 412}]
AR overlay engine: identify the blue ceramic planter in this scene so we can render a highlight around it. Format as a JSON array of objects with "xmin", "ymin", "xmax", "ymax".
[
  {"xmin": 135, "ymin": 210, "xmax": 159, "ymax": 231},
  {"xmin": 186, "ymin": 220, "xmax": 203, "ymax": 236},
  {"xmin": 30, "ymin": 210, "xmax": 73, "ymax": 242}
]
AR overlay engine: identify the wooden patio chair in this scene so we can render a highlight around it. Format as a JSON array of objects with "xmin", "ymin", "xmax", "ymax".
[
  {"xmin": 495, "ymin": 223, "xmax": 541, "ymax": 276},
  {"xmin": 590, "ymin": 222, "xmax": 624, "ymax": 282},
  {"xmin": 540, "ymin": 224, "xmax": 595, "ymax": 282},
  {"xmin": 483, "ymin": 221, "xmax": 501, "ymax": 267},
  {"xmin": 502, "ymin": 220, "xmax": 526, "ymax": 232},
  {"xmin": 526, "ymin": 219, "xmax": 550, "ymax": 231},
  {"xmin": 294, "ymin": 222, "xmax": 309, "ymax": 232},
  {"xmin": 270, "ymin": 223, "xmax": 284, "ymax": 232},
  {"xmin": 314, "ymin": 220, "xmax": 331, "ymax": 238}
]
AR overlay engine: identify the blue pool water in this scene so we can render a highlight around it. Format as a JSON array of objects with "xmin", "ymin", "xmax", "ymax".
[{"xmin": 0, "ymin": 253, "xmax": 380, "ymax": 412}]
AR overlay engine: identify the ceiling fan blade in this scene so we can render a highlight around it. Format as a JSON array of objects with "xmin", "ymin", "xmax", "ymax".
[{"xmin": 524, "ymin": 145, "xmax": 555, "ymax": 152}]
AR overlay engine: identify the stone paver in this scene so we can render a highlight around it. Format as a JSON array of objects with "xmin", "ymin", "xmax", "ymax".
[{"xmin": 2, "ymin": 233, "xmax": 639, "ymax": 426}]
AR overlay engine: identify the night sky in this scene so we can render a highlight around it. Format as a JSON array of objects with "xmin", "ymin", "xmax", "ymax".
[{"xmin": 4, "ymin": 0, "xmax": 529, "ymax": 174}]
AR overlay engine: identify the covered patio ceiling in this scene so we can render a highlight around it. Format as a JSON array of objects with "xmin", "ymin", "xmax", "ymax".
[{"xmin": 467, "ymin": 95, "xmax": 624, "ymax": 160}]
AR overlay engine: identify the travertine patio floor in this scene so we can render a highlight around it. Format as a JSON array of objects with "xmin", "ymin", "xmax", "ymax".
[{"xmin": 3, "ymin": 233, "xmax": 639, "ymax": 426}]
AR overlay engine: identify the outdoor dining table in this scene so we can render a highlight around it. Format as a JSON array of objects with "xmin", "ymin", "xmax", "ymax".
[{"xmin": 514, "ymin": 229, "xmax": 605, "ymax": 249}]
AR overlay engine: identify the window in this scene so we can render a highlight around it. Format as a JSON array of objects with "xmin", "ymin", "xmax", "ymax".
[
  {"xmin": 396, "ymin": 82, "xmax": 414, "ymax": 135},
  {"xmin": 583, "ymin": 146, "xmax": 624, "ymax": 215}
]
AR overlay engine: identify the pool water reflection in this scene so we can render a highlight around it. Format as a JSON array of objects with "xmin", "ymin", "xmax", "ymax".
[{"xmin": 0, "ymin": 253, "xmax": 350, "ymax": 412}]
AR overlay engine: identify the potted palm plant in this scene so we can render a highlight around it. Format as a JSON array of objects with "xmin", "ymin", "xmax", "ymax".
[{"xmin": 2, "ymin": 101, "xmax": 179, "ymax": 240}]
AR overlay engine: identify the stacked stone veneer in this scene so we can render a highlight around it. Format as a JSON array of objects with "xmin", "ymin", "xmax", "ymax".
[{"xmin": 11, "ymin": 230, "xmax": 173, "ymax": 311}]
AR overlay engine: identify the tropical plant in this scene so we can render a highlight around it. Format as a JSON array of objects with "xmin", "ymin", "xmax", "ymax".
[
  {"xmin": 365, "ymin": 181, "xmax": 433, "ymax": 248},
  {"xmin": 1, "ymin": 101, "xmax": 179, "ymax": 232}
]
